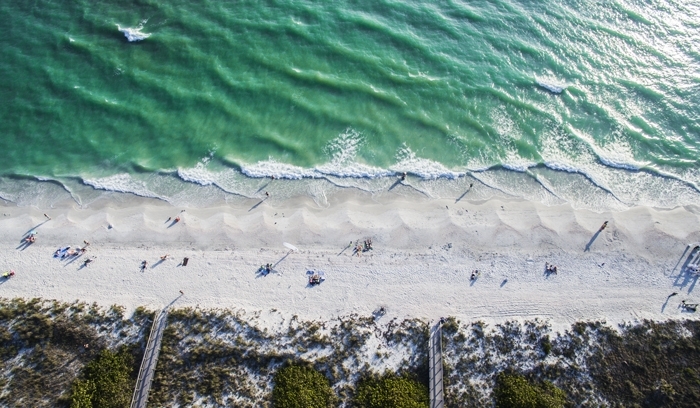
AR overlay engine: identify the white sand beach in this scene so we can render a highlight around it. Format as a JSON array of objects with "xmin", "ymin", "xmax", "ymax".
[{"xmin": 1, "ymin": 188, "xmax": 699, "ymax": 331}]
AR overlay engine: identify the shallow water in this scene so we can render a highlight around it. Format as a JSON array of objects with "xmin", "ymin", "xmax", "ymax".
[{"xmin": 1, "ymin": 0, "xmax": 698, "ymax": 210}]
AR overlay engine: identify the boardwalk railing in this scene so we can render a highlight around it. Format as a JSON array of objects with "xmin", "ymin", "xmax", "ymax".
[
  {"xmin": 429, "ymin": 322, "xmax": 444, "ymax": 408},
  {"xmin": 130, "ymin": 309, "xmax": 169, "ymax": 408}
]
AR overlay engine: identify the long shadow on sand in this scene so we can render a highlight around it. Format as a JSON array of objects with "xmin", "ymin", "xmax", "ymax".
[
  {"xmin": 16, "ymin": 240, "xmax": 33, "ymax": 251},
  {"xmin": 255, "ymin": 182, "xmax": 271, "ymax": 194},
  {"xmin": 64, "ymin": 253, "xmax": 84, "ymax": 266},
  {"xmin": 388, "ymin": 179, "xmax": 403, "ymax": 191},
  {"xmin": 273, "ymin": 252, "xmax": 292, "ymax": 268},
  {"xmin": 151, "ymin": 259, "xmax": 167, "ymax": 269},
  {"xmin": 584, "ymin": 230, "xmax": 602, "ymax": 252},
  {"xmin": 455, "ymin": 187, "xmax": 473, "ymax": 203},
  {"xmin": 669, "ymin": 245, "xmax": 693, "ymax": 276},
  {"xmin": 337, "ymin": 245, "xmax": 352, "ymax": 256},
  {"xmin": 22, "ymin": 220, "xmax": 49, "ymax": 237},
  {"xmin": 165, "ymin": 294, "xmax": 184, "ymax": 309},
  {"xmin": 672, "ymin": 246, "xmax": 700, "ymax": 293},
  {"xmin": 661, "ymin": 294, "xmax": 678, "ymax": 313},
  {"xmin": 248, "ymin": 198, "xmax": 269, "ymax": 212}
]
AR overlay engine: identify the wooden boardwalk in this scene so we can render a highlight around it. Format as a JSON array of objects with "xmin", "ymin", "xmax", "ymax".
[
  {"xmin": 429, "ymin": 322, "xmax": 444, "ymax": 408},
  {"xmin": 130, "ymin": 309, "xmax": 169, "ymax": 408}
]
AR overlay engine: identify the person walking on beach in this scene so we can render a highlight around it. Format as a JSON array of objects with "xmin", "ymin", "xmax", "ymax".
[
  {"xmin": 599, "ymin": 221, "xmax": 608, "ymax": 231},
  {"xmin": 161, "ymin": 254, "xmax": 170, "ymax": 261},
  {"xmin": 44, "ymin": 213, "xmax": 51, "ymax": 220}
]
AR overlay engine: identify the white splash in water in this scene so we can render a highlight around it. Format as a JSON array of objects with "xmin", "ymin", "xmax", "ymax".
[
  {"xmin": 117, "ymin": 21, "xmax": 151, "ymax": 42},
  {"xmin": 536, "ymin": 80, "xmax": 565, "ymax": 94}
]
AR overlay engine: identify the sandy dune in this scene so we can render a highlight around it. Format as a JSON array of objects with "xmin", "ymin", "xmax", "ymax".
[{"xmin": 1, "ymin": 190, "xmax": 699, "ymax": 332}]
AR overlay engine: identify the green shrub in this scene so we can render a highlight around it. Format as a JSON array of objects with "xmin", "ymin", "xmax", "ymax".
[
  {"xmin": 70, "ymin": 348, "xmax": 134, "ymax": 408},
  {"xmin": 354, "ymin": 372, "xmax": 429, "ymax": 408},
  {"xmin": 494, "ymin": 373, "xmax": 566, "ymax": 408},
  {"xmin": 540, "ymin": 336, "xmax": 552, "ymax": 356},
  {"xmin": 272, "ymin": 363, "xmax": 336, "ymax": 408}
]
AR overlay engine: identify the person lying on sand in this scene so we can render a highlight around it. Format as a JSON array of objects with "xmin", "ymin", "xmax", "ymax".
[{"xmin": 681, "ymin": 300, "xmax": 698, "ymax": 312}]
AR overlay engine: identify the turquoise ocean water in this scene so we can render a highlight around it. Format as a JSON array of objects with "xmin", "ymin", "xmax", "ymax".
[{"xmin": 0, "ymin": 0, "xmax": 698, "ymax": 210}]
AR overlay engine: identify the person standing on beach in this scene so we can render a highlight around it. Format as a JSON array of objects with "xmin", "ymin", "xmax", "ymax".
[
  {"xmin": 44, "ymin": 213, "xmax": 51, "ymax": 220},
  {"xmin": 599, "ymin": 221, "xmax": 609, "ymax": 231}
]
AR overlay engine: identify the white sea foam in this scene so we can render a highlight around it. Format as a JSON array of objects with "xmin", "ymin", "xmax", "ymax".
[
  {"xmin": 537, "ymin": 81, "xmax": 565, "ymax": 94},
  {"xmin": 392, "ymin": 145, "xmax": 464, "ymax": 179},
  {"xmin": 83, "ymin": 173, "xmax": 166, "ymax": 201},
  {"xmin": 501, "ymin": 162, "xmax": 537, "ymax": 172},
  {"xmin": 316, "ymin": 129, "xmax": 393, "ymax": 178},
  {"xmin": 65, "ymin": 131, "xmax": 700, "ymax": 212},
  {"xmin": 240, "ymin": 160, "xmax": 318, "ymax": 179},
  {"xmin": 315, "ymin": 162, "xmax": 392, "ymax": 178},
  {"xmin": 117, "ymin": 24, "xmax": 151, "ymax": 42}
]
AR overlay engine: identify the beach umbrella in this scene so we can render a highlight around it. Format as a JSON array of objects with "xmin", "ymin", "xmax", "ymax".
[{"xmin": 283, "ymin": 242, "xmax": 299, "ymax": 252}]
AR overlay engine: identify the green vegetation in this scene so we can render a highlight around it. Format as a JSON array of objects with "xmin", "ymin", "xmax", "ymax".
[
  {"xmin": 272, "ymin": 364, "xmax": 336, "ymax": 408},
  {"xmin": 493, "ymin": 373, "xmax": 566, "ymax": 408},
  {"xmin": 354, "ymin": 373, "xmax": 429, "ymax": 408},
  {"xmin": 588, "ymin": 320, "xmax": 700, "ymax": 407},
  {"xmin": 70, "ymin": 348, "xmax": 135, "ymax": 408},
  {"xmin": 0, "ymin": 298, "xmax": 150, "ymax": 408},
  {"xmin": 3, "ymin": 298, "xmax": 698, "ymax": 408}
]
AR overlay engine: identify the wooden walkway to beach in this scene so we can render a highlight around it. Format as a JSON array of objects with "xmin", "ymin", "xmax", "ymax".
[
  {"xmin": 130, "ymin": 309, "xmax": 169, "ymax": 408},
  {"xmin": 429, "ymin": 322, "xmax": 444, "ymax": 408}
]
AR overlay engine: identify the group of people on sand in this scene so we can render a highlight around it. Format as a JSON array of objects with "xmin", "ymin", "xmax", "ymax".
[
  {"xmin": 309, "ymin": 273, "xmax": 323, "ymax": 285},
  {"xmin": 23, "ymin": 231, "xmax": 38, "ymax": 244},
  {"xmin": 260, "ymin": 263, "xmax": 273, "ymax": 275},
  {"xmin": 545, "ymin": 262, "xmax": 558, "ymax": 274},
  {"xmin": 54, "ymin": 241, "xmax": 90, "ymax": 260},
  {"xmin": 166, "ymin": 210, "xmax": 185, "ymax": 224},
  {"xmin": 140, "ymin": 254, "xmax": 172, "ymax": 271},
  {"xmin": 352, "ymin": 238, "xmax": 373, "ymax": 257}
]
